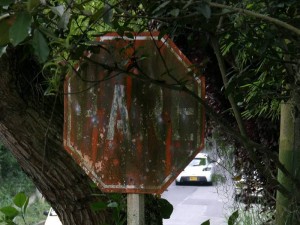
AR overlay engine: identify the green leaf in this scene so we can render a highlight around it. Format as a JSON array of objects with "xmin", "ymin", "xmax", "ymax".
[
  {"xmin": 201, "ymin": 219, "xmax": 210, "ymax": 225},
  {"xmin": 90, "ymin": 202, "xmax": 107, "ymax": 211},
  {"xmin": 13, "ymin": 192, "xmax": 28, "ymax": 208},
  {"xmin": 228, "ymin": 210, "xmax": 239, "ymax": 225},
  {"xmin": 103, "ymin": 4, "xmax": 113, "ymax": 25},
  {"xmin": 0, "ymin": 16, "xmax": 12, "ymax": 46},
  {"xmin": 153, "ymin": 1, "xmax": 170, "ymax": 14},
  {"xmin": 158, "ymin": 198, "xmax": 173, "ymax": 219},
  {"xmin": 107, "ymin": 202, "xmax": 118, "ymax": 208},
  {"xmin": 23, "ymin": 197, "xmax": 29, "ymax": 214},
  {"xmin": 109, "ymin": 193, "xmax": 123, "ymax": 201},
  {"xmin": 221, "ymin": 42, "xmax": 234, "ymax": 56},
  {"xmin": 0, "ymin": 46, "xmax": 6, "ymax": 57},
  {"xmin": 0, "ymin": 0, "xmax": 13, "ymax": 6},
  {"xmin": 58, "ymin": 9, "xmax": 71, "ymax": 30},
  {"xmin": 90, "ymin": 7, "xmax": 104, "ymax": 25},
  {"xmin": 197, "ymin": 4, "xmax": 211, "ymax": 19},
  {"xmin": 0, "ymin": 206, "xmax": 19, "ymax": 219},
  {"xmin": 183, "ymin": 0, "xmax": 193, "ymax": 9},
  {"xmin": 9, "ymin": 12, "xmax": 32, "ymax": 46},
  {"xmin": 51, "ymin": 5, "xmax": 65, "ymax": 17},
  {"xmin": 32, "ymin": 29, "xmax": 50, "ymax": 63},
  {"xmin": 169, "ymin": 9, "xmax": 180, "ymax": 17},
  {"xmin": 27, "ymin": 0, "xmax": 40, "ymax": 11},
  {"xmin": 39, "ymin": 26, "xmax": 58, "ymax": 40}
]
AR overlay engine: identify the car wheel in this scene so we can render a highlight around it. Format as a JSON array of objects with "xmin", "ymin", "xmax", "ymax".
[{"xmin": 175, "ymin": 180, "xmax": 181, "ymax": 185}]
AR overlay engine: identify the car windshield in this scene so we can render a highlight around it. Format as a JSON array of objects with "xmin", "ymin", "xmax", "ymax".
[{"xmin": 189, "ymin": 157, "xmax": 207, "ymax": 166}]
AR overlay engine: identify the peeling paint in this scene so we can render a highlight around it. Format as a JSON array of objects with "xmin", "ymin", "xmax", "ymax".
[{"xmin": 64, "ymin": 32, "xmax": 205, "ymax": 194}]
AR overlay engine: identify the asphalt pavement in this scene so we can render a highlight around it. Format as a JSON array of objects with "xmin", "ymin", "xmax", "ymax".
[{"xmin": 162, "ymin": 182, "xmax": 235, "ymax": 225}]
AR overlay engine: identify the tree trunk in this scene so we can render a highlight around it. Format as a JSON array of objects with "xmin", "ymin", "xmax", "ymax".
[
  {"xmin": 0, "ymin": 48, "xmax": 163, "ymax": 224},
  {"xmin": 0, "ymin": 49, "xmax": 113, "ymax": 224},
  {"xmin": 276, "ymin": 89, "xmax": 300, "ymax": 224}
]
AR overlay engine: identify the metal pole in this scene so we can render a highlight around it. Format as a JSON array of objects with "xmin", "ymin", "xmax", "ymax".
[{"xmin": 127, "ymin": 194, "xmax": 145, "ymax": 225}]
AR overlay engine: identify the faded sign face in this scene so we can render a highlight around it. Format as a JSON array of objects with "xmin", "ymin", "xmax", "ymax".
[{"xmin": 64, "ymin": 32, "xmax": 205, "ymax": 194}]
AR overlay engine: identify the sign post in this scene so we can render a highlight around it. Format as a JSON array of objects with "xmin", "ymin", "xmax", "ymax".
[
  {"xmin": 127, "ymin": 194, "xmax": 144, "ymax": 225},
  {"xmin": 64, "ymin": 32, "xmax": 205, "ymax": 223}
]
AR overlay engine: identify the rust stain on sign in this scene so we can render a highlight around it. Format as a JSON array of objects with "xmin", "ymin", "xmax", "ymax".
[{"xmin": 64, "ymin": 32, "xmax": 205, "ymax": 194}]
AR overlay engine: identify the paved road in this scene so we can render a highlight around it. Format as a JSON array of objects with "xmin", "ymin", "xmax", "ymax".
[{"xmin": 162, "ymin": 182, "xmax": 234, "ymax": 225}]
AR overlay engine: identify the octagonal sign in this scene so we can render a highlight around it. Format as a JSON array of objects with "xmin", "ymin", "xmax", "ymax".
[{"xmin": 64, "ymin": 32, "xmax": 205, "ymax": 194}]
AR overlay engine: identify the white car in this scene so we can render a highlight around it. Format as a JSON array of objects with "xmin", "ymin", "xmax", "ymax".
[
  {"xmin": 44, "ymin": 208, "xmax": 62, "ymax": 225},
  {"xmin": 175, "ymin": 153, "xmax": 214, "ymax": 185}
]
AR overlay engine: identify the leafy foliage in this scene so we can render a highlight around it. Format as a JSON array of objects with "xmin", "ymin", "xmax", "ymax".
[
  {"xmin": 0, "ymin": 0, "xmax": 116, "ymax": 94},
  {"xmin": 0, "ymin": 145, "xmax": 34, "ymax": 207},
  {"xmin": 157, "ymin": 198, "xmax": 173, "ymax": 219},
  {"xmin": 201, "ymin": 219, "xmax": 210, "ymax": 225},
  {"xmin": 0, "ymin": 144, "xmax": 53, "ymax": 224},
  {"xmin": 90, "ymin": 193, "xmax": 172, "ymax": 225},
  {"xmin": 228, "ymin": 210, "xmax": 239, "ymax": 225},
  {"xmin": 91, "ymin": 193, "xmax": 127, "ymax": 225},
  {"xmin": 0, "ymin": 193, "xmax": 29, "ymax": 225},
  {"xmin": 218, "ymin": 7, "xmax": 291, "ymax": 121},
  {"xmin": 0, "ymin": 192, "xmax": 50, "ymax": 225},
  {"xmin": 9, "ymin": 11, "xmax": 31, "ymax": 46}
]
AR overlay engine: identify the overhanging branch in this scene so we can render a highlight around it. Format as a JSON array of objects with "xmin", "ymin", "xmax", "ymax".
[{"xmin": 209, "ymin": 2, "xmax": 300, "ymax": 37}]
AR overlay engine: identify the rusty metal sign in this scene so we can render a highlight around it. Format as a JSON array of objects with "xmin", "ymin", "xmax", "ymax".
[{"xmin": 63, "ymin": 32, "xmax": 205, "ymax": 194}]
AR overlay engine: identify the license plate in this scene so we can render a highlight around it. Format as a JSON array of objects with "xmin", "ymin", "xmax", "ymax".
[{"xmin": 189, "ymin": 176, "xmax": 198, "ymax": 181}]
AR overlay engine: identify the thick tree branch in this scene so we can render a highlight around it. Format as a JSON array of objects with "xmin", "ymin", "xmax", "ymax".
[
  {"xmin": 114, "ymin": 2, "xmax": 300, "ymax": 37},
  {"xmin": 209, "ymin": 2, "xmax": 300, "ymax": 37},
  {"xmin": 210, "ymin": 36, "xmax": 248, "ymax": 137}
]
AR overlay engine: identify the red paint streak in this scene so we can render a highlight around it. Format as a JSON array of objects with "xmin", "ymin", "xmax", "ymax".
[
  {"xmin": 165, "ymin": 123, "xmax": 172, "ymax": 176},
  {"xmin": 113, "ymin": 158, "xmax": 120, "ymax": 167},
  {"xmin": 103, "ymin": 140, "xmax": 114, "ymax": 158},
  {"xmin": 92, "ymin": 126, "xmax": 98, "ymax": 162},
  {"xmin": 136, "ymin": 136, "xmax": 143, "ymax": 160}
]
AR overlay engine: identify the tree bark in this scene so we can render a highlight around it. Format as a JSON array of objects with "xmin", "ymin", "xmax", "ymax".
[
  {"xmin": 276, "ymin": 88, "xmax": 300, "ymax": 224},
  {"xmin": 0, "ymin": 49, "xmax": 115, "ymax": 224}
]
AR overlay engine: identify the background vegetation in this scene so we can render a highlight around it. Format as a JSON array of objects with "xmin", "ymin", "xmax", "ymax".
[
  {"xmin": 0, "ymin": 144, "xmax": 34, "ymax": 206},
  {"xmin": 0, "ymin": 143, "xmax": 50, "ymax": 225}
]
